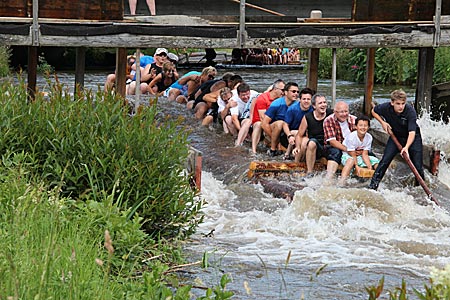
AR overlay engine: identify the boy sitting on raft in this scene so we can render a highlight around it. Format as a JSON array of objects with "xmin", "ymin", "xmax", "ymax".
[{"xmin": 339, "ymin": 115, "xmax": 379, "ymax": 185}]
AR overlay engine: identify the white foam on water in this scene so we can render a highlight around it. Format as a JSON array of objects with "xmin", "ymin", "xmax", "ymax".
[{"xmin": 196, "ymin": 171, "xmax": 450, "ymax": 277}]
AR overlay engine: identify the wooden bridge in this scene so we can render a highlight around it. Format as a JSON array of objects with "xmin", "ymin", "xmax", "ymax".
[{"xmin": 0, "ymin": 0, "xmax": 448, "ymax": 116}]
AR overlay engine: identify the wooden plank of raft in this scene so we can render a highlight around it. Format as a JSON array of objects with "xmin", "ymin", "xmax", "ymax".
[
  {"xmin": 248, "ymin": 159, "xmax": 375, "ymax": 179},
  {"xmin": 247, "ymin": 160, "xmax": 327, "ymax": 179}
]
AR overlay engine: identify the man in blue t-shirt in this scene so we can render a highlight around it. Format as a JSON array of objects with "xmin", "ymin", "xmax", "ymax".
[
  {"xmin": 282, "ymin": 87, "xmax": 314, "ymax": 159},
  {"xmin": 368, "ymin": 89, "xmax": 424, "ymax": 190},
  {"xmin": 261, "ymin": 82, "xmax": 299, "ymax": 157}
]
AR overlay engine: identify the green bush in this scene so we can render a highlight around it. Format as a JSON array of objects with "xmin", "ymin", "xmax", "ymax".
[
  {"xmin": 0, "ymin": 78, "xmax": 202, "ymax": 239},
  {"xmin": 433, "ymin": 47, "xmax": 450, "ymax": 84},
  {"xmin": 317, "ymin": 48, "xmax": 418, "ymax": 85},
  {"xmin": 0, "ymin": 152, "xmax": 232, "ymax": 300}
]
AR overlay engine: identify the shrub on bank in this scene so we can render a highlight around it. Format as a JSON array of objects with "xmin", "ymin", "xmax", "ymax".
[
  {"xmin": 0, "ymin": 152, "xmax": 233, "ymax": 299},
  {"xmin": 0, "ymin": 78, "xmax": 202, "ymax": 239}
]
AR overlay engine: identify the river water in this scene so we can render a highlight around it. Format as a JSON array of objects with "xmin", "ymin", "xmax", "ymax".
[{"xmin": 34, "ymin": 69, "xmax": 450, "ymax": 299}]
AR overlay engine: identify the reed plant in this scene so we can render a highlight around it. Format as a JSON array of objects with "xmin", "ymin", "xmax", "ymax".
[{"xmin": 0, "ymin": 46, "xmax": 11, "ymax": 77}]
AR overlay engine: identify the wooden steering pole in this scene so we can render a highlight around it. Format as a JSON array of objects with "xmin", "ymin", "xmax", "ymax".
[{"xmin": 388, "ymin": 131, "xmax": 439, "ymax": 206}]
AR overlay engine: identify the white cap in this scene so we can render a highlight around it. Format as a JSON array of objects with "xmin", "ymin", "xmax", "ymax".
[
  {"xmin": 155, "ymin": 48, "xmax": 168, "ymax": 56},
  {"xmin": 168, "ymin": 53, "xmax": 178, "ymax": 62}
]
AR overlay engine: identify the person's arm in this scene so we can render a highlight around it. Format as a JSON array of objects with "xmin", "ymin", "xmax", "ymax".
[
  {"xmin": 231, "ymin": 115, "xmax": 241, "ymax": 131},
  {"xmin": 257, "ymin": 109, "xmax": 266, "ymax": 122},
  {"xmin": 328, "ymin": 139, "xmax": 347, "ymax": 152},
  {"xmin": 371, "ymin": 107, "xmax": 391, "ymax": 133},
  {"xmin": 202, "ymin": 91, "xmax": 219, "ymax": 103},
  {"xmin": 140, "ymin": 64, "xmax": 153, "ymax": 83},
  {"xmin": 282, "ymin": 121, "xmax": 295, "ymax": 145},
  {"xmin": 360, "ymin": 150, "xmax": 372, "ymax": 170},
  {"xmin": 147, "ymin": 73, "xmax": 162, "ymax": 95},
  {"xmin": 402, "ymin": 131, "xmax": 416, "ymax": 156},
  {"xmin": 294, "ymin": 117, "xmax": 307, "ymax": 151},
  {"xmin": 178, "ymin": 74, "xmax": 198, "ymax": 85},
  {"xmin": 220, "ymin": 100, "xmax": 237, "ymax": 120},
  {"xmin": 249, "ymin": 97, "xmax": 257, "ymax": 122},
  {"xmin": 261, "ymin": 114, "xmax": 273, "ymax": 138}
]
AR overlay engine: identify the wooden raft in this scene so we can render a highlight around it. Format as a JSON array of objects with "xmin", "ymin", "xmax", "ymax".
[{"xmin": 247, "ymin": 158, "xmax": 375, "ymax": 179}]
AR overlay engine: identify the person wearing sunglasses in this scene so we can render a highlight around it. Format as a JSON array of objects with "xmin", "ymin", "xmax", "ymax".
[
  {"xmin": 261, "ymin": 82, "xmax": 299, "ymax": 157},
  {"xmin": 282, "ymin": 87, "xmax": 315, "ymax": 161},
  {"xmin": 128, "ymin": 48, "xmax": 168, "ymax": 95},
  {"xmin": 146, "ymin": 61, "xmax": 179, "ymax": 96}
]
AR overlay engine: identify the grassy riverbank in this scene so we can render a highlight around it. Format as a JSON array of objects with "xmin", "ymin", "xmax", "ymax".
[{"xmin": 0, "ymin": 75, "xmax": 233, "ymax": 299}]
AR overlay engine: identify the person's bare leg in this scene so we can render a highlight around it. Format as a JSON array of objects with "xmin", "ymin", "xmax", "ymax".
[
  {"xmin": 129, "ymin": 0, "xmax": 137, "ymax": 15},
  {"xmin": 146, "ymin": 0, "xmax": 156, "ymax": 15},
  {"xmin": 127, "ymin": 81, "xmax": 136, "ymax": 95},
  {"xmin": 305, "ymin": 142, "xmax": 317, "ymax": 174},
  {"xmin": 235, "ymin": 119, "xmax": 251, "ymax": 146},
  {"xmin": 194, "ymin": 103, "xmax": 208, "ymax": 119},
  {"xmin": 224, "ymin": 116, "xmax": 238, "ymax": 136},
  {"xmin": 251, "ymin": 122, "xmax": 262, "ymax": 153},
  {"xmin": 270, "ymin": 122, "xmax": 282, "ymax": 151},
  {"xmin": 104, "ymin": 73, "xmax": 116, "ymax": 92},
  {"xmin": 168, "ymin": 89, "xmax": 181, "ymax": 101},
  {"xmin": 326, "ymin": 160, "xmax": 339, "ymax": 179}
]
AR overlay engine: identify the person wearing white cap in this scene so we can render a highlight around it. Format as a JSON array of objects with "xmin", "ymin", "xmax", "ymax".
[
  {"xmin": 128, "ymin": 48, "xmax": 168, "ymax": 95},
  {"xmin": 168, "ymin": 53, "xmax": 178, "ymax": 64},
  {"xmin": 128, "ymin": 0, "xmax": 155, "ymax": 16}
]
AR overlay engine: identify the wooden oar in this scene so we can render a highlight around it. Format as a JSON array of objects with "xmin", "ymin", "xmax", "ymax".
[{"xmin": 388, "ymin": 130, "xmax": 440, "ymax": 206}]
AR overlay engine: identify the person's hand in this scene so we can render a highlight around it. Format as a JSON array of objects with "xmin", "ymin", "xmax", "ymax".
[
  {"xmin": 400, "ymin": 147, "xmax": 409, "ymax": 158},
  {"xmin": 150, "ymin": 68, "xmax": 156, "ymax": 78},
  {"xmin": 292, "ymin": 147, "xmax": 299, "ymax": 155},
  {"xmin": 381, "ymin": 121, "xmax": 392, "ymax": 134},
  {"xmin": 229, "ymin": 100, "xmax": 237, "ymax": 107},
  {"xmin": 288, "ymin": 135, "xmax": 295, "ymax": 145}
]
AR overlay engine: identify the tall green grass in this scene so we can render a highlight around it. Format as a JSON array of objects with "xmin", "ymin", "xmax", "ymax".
[{"xmin": 0, "ymin": 78, "xmax": 201, "ymax": 239}]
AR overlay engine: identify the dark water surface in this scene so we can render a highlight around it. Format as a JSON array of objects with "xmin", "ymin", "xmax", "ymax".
[{"xmin": 34, "ymin": 70, "xmax": 450, "ymax": 299}]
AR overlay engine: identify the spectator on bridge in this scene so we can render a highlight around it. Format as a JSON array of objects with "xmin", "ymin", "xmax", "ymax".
[{"xmin": 128, "ymin": 0, "xmax": 155, "ymax": 15}]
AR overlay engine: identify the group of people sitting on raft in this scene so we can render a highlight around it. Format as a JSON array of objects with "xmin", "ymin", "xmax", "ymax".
[{"xmin": 104, "ymin": 48, "xmax": 425, "ymax": 189}]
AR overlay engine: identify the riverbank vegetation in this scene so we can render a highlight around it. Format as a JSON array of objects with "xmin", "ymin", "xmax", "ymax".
[
  {"xmin": 0, "ymin": 75, "xmax": 233, "ymax": 299},
  {"xmin": 318, "ymin": 47, "xmax": 450, "ymax": 86}
]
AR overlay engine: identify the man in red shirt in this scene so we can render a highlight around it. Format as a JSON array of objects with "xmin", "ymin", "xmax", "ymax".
[{"xmin": 250, "ymin": 79, "xmax": 285, "ymax": 154}]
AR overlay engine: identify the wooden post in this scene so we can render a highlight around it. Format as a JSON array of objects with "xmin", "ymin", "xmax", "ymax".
[
  {"xmin": 331, "ymin": 48, "xmax": 337, "ymax": 107},
  {"xmin": 364, "ymin": 48, "xmax": 375, "ymax": 116},
  {"xmin": 115, "ymin": 47, "xmax": 127, "ymax": 97},
  {"xmin": 238, "ymin": 0, "xmax": 246, "ymax": 48},
  {"xmin": 135, "ymin": 48, "xmax": 141, "ymax": 111},
  {"xmin": 434, "ymin": 0, "xmax": 442, "ymax": 48},
  {"xmin": 307, "ymin": 48, "xmax": 319, "ymax": 93},
  {"xmin": 415, "ymin": 47, "xmax": 435, "ymax": 114},
  {"xmin": 75, "ymin": 47, "xmax": 86, "ymax": 96},
  {"xmin": 27, "ymin": 46, "xmax": 38, "ymax": 102},
  {"xmin": 306, "ymin": 10, "xmax": 321, "ymax": 93}
]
